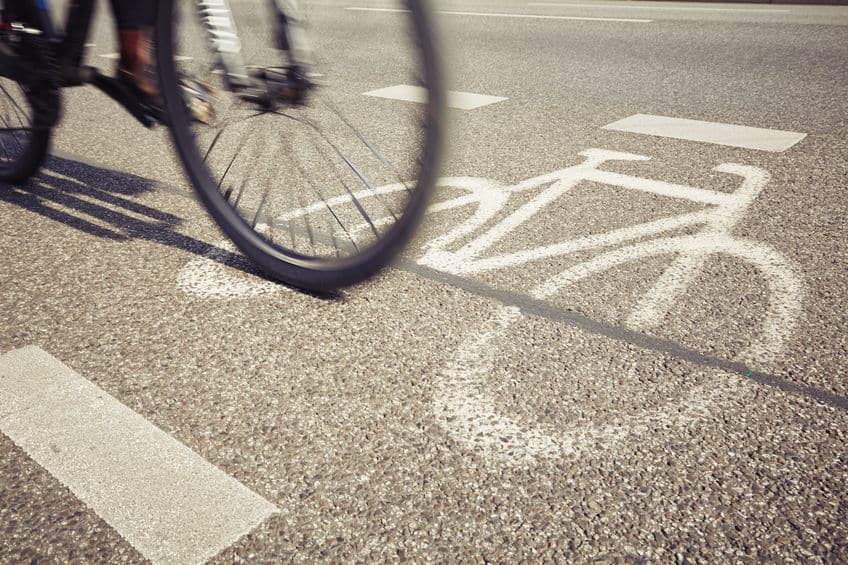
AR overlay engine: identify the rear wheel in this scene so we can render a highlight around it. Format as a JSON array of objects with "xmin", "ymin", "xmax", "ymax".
[
  {"xmin": 0, "ymin": 78, "xmax": 51, "ymax": 183},
  {"xmin": 156, "ymin": 0, "xmax": 444, "ymax": 291}
]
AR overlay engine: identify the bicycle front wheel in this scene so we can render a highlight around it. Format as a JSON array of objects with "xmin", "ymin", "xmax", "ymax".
[{"xmin": 155, "ymin": 0, "xmax": 444, "ymax": 292}]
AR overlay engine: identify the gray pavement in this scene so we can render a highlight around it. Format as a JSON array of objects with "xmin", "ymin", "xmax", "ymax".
[{"xmin": 2, "ymin": 0, "xmax": 847, "ymax": 563}]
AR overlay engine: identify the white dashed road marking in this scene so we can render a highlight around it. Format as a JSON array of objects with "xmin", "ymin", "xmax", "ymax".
[
  {"xmin": 346, "ymin": 7, "xmax": 652, "ymax": 23},
  {"xmin": 363, "ymin": 84, "xmax": 507, "ymax": 110},
  {"xmin": 528, "ymin": 2, "xmax": 791, "ymax": 13},
  {"xmin": 100, "ymin": 53, "xmax": 192, "ymax": 62},
  {"xmin": 602, "ymin": 114, "xmax": 807, "ymax": 152},
  {"xmin": 0, "ymin": 346, "xmax": 278, "ymax": 565}
]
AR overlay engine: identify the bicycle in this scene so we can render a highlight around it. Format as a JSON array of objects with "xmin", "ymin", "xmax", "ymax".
[{"xmin": 0, "ymin": 0, "xmax": 444, "ymax": 291}]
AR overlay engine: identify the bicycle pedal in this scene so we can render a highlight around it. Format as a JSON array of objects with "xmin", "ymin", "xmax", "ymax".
[
  {"xmin": 259, "ymin": 66, "xmax": 314, "ymax": 105},
  {"xmin": 179, "ymin": 77, "xmax": 217, "ymax": 124}
]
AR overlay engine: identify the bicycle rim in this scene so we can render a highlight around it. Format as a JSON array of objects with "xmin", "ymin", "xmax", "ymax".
[{"xmin": 156, "ymin": 0, "xmax": 444, "ymax": 291}]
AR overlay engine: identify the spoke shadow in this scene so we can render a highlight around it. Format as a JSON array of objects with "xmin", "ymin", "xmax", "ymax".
[{"xmin": 0, "ymin": 155, "xmax": 343, "ymax": 301}]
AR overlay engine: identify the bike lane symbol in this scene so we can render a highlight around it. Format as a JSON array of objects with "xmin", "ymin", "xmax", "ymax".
[
  {"xmin": 175, "ymin": 148, "xmax": 804, "ymax": 466},
  {"xmin": 419, "ymin": 149, "xmax": 803, "ymax": 465}
]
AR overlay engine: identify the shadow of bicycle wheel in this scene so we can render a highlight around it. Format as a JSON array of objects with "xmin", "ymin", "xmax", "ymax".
[{"xmin": 0, "ymin": 154, "xmax": 342, "ymax": 301}]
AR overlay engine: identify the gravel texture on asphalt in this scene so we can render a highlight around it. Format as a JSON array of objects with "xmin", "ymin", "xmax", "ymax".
[{"xmin": 2, "ymin": 0, "xmax": 847, "ymax": 562}]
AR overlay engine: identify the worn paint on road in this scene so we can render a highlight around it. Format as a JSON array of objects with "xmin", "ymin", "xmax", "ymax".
[
  {"xmin": 602, "ymin": 114, "xmax": 807, "ymax": 152},
  {"xmin": 0, "ymin": 346, "xmax": 278, "ymax": 565},
  {"xmin": 363, "ymin": 84, "xmax": 507, "ymax": 110}
]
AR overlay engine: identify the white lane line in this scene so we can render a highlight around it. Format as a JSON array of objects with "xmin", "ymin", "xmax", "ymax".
[
  {"xmin": 0, "ymin": 346, "xmax": 278, "ymax": 565},
  {"xmin": 602, "ymin": 114, "xmax": 807, "ymax": 152},
  {"xmin": 363, "ymin": 84, "xmax": 507, "ymax": 110},
  {"xmin": 346, "ymin": 7, "xmax": 652, "ymax": 23},
  {"xmin": 100, "ymin": 53, "xmax": 192, "ymax": 62},
  {"xmin": 528, "ymin": 2, "xmax": 791, "ymax": 13}
]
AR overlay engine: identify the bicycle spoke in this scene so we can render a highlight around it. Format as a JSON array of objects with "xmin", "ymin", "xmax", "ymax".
[
  {"xmin": 251, "ymin": 190, "xmax": 268, "ymax": 228},
  {"xmin": 287, "ymin": 141, "xmax": 361, "ymax": 253},
  {"xmin": 0, "ymin": 84, "xmax": 29, "ymax": 128},
  {"xmin": 232, "ymin": 178, "xmax": 247, "ymax": 208},
  {"xmin": 318, "ymin": 96, "xmax": 412, "ymax": 193},
  {"xmin": 0, "ymin": 112, "xmax": 25, "ymax": 153}
]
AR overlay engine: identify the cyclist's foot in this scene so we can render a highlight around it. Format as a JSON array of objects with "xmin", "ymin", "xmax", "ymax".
[
  {"xmin": 117, "ymin": 28, "xmax": 158, "ymax": 98},
  {"xmin": 116, "ymin": 29, "xmax": 215, "ymax": 125},
  {"xmin": 116, "ymin": 28, "xmax": 164, "ymax": 122},
  {"xmin": 116, "ymin": 69, "xmax": 165, "ymax": 124}
]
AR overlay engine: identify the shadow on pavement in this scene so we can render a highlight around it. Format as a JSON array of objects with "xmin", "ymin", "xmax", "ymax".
[{"xmin": 0, "ymin": 154, "xmax": 341, "ymax": 301}]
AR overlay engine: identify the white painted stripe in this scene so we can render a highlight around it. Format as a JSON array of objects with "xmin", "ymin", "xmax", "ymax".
[
  {"xmin": 346, "ymin": 7, "xmax": 652, "ymax": 23},
  {"xmin": 102, "ymin": 53, "xmax": 192, "ymax": 62},
  {"xmin": 0, "ymin": 347, "xmax": 278, "ymax": 565},
  {"xmin": 602, "ymin": 114, "xmax": 806, "ymax": 152},
  {"xmin": 363, "ymin": 84, "xmax": 507, "ymax": 110},
  {"xmin": 528, "ymin": 2, "xmax": 791, "ymax": 13}
]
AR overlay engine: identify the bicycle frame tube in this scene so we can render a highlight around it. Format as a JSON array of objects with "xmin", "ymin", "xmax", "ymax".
[
  {"xmin": 60, "ymin": 0, "xmax": 96, "ymax": 76},
  {"xmin": 2, "ymin": 0, "xmax": 57, "ymax": 38},
  {"xmin": 2, "ymin": 0, "xmax": 96, "ymax": 83}
]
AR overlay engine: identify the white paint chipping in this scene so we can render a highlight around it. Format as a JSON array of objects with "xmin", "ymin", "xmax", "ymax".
[
  {"xmin": 432, "ymin": 300, "xmax": 762, "ymax": 465},
  {"xmin": 346, "ymin": 7, "xmax": 652, "ymax": 23},
  {"xmin": 177, "ymin": 239, "xmax": 288, "ymax": 299},
  {"xmin": 603, "ymin": 114, "xmax": 807, "ymax": 152},
  {"xmin": 435, "ymin": 235, "xmax": 802, "ymax": 465},
  {"xmin": 363, "ymin": 84, "xmax": 507, "ymax": 110},
  {"xmin": 433, "ymin": 305, "xmax": 568, "ymax": 463},
  {"xmin": 0, "ymin": 347, "xmax": 279, "ymax": 564},
  {"xmin": 625, "ymin": 164, "xmax": 771, "ymax": 329},
  {"xmin": 418, "ymin": 150, "xmax": 804, "ymax": 466}
]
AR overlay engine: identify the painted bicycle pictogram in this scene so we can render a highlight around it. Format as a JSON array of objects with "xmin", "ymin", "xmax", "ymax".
[{"xmin": 178, "ymin": 148, "xmax": 804, "ymax": 466}]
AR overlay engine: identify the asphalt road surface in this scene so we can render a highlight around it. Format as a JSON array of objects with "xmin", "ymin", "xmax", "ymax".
[{"xmin": 2, "ymin": 0, "xmax": 847, "ymax": 563}]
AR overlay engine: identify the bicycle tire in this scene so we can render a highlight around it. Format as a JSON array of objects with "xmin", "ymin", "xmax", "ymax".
[
  {"xmin": 155, "ymin": 0, "xmax": 444, "ymax": 292},
  {"xmin": 0, "ymin": 79, "xmax": 51, "ymax": 184}
]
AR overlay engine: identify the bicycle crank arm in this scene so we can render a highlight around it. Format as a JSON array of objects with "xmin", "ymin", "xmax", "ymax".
[{"xmin": 78, "ymin": 66, "xmax": 160, "ymax": 128}]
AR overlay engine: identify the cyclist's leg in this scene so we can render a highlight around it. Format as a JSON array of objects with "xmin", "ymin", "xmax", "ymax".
[
  {"xmin": 109, "ymin": 0, "xmax": 157, "ymax": 96},
  {"xmin": 269, "ymin": 0, "xmax": 314, "ymax": 71}
]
